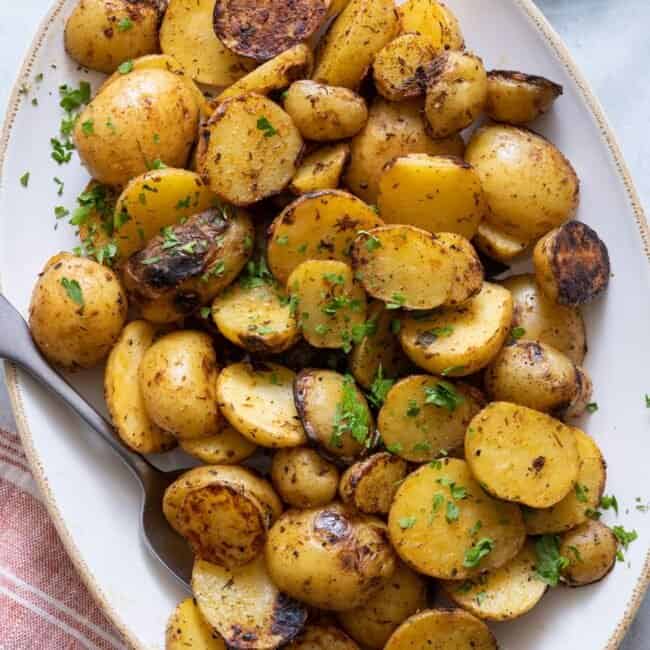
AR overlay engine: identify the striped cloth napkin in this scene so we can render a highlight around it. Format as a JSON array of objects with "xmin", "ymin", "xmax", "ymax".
[{"xmin": 0, "ymin": 427, "xmax": 124, "ymax": 650}]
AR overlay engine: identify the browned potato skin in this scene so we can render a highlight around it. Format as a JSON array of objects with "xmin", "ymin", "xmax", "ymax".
[
  {"xmin": 285, "ymin": 624, "xmax": 360, "ymax": 650},
  {"xmin": 560, "ymin": 520, "xmax": 618, "ymax": 586},
  {"xmin": 562, "ymin": 365, "xmax": 594, "ymax": 419},
  {"xmin": 271, "ymin": 447, "xmax": 340, "ymax": 508},
  {"xmin": 534, "ymin": 221, "xmax": 611, "ymax": 307},
  {"xmin": 486, "ymin": 70, "xmax": 563, "ymax": 125}
]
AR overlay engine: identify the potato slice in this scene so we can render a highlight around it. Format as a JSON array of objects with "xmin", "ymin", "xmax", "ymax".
[
  {"xmin": 351, "ymin": 225, "xmax": 456, "ymax": 310},
  {"xmin": 339, "ymin": 452, "xmax": 408, "ymax": 514},
  {"xmin": 313, "ymin": 0, "xmax": 398, "ymax": 89},
  {"xmin": 180, "ymin": 424, "xmax": 257, "ymax": 465},
  {"xmin": 211, "ymin": 281, "xmax": 300, "ymax": 354},
  {"xmin": 286, "ymin": 625, "xmax": 359, "ymax": 649},
  {"xmin": 160, "ymin": 0, "xmax": 256, "ymax": 86},
  {"xmin": 399, "ymin": 282, "xmax": 513, "ymax": 376},
  {"xmin": 217, "ymin": 362, "xmax": 307, "ymax": 447},
  {"xmin": 105, "ymin": 321, "xmax": 177, "ymax": 454},
  {"xmin": 377, "ymin": 155, "xmax": 487, "ymax": 240},
  {"xmin": 388, "ymin": 459, "xmax": 525, "ymax": 579},
  {"xmin": 166, "ymin": 598, "xmax": 225, "ymax": 650},
  {"xmin": 397, "ymin": 0, "xmax": 464, "ymax": 51},
  {"xmin": 267, "ymin": 190, "xmax": 383, "ymax": 284},
  {"xmin": 442, "ymin": 540, "xmax": 546, "ymax": 621},
  {"xmin": 378, "ymin": 376, "xmax": 483, "ymax": 462},
  {"xmin": 465, "ymin": 402, "xmax": 579, "ymax": 508},
  {"xmin": 473, "ymin": 221, "xmax": 529, "ymax": 263},
  {"xmin": 294, "ymin": 369, "xmax": 375, "ymax": 463},
  {"xmin": 290, "ymin": 143, "xmax": 350, "ymax": 195},
  {"xmin": 287, "ymin": 260, "xmax": 367, "ymax": 350},
  {"xmin": 525, "ymin": 428, "xmax": 605, "ymax": 534},
  {"xmin": 338, "ymin": 562, "xmax": 427, "ymax": 649},
  {"xmin": 201, "ymin": 93, "xmax": 303, "ymax": 206},
  {"xmin": 385, "ymin": 609, "xmax": 496, "ymax": 650},
  {"xmin": 193, "ymin": 556, "xmax": 307, "ymax": 649},
  {"xmin": 436, "ymin": 232, "xmax": 484, "ymax": 306}
]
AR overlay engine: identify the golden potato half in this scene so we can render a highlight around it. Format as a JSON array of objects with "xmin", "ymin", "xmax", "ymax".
[
  {"xmin": 290, "ymin": 144, "xmax": 350, "ymax": 195},
  {"xmin": 180, "ymin": 424, "xmax": 257, "ymax": 465},
  {"xmin": 397, "ymin": 0, "xmax": 464, "ymax": 51},
  {"xmin": 286, "ymin": 625, "xmax": 359, "ymax": 650},
  {"xmin": 166, "ymin": 598, "xmax": 226, "ymax": 650}
]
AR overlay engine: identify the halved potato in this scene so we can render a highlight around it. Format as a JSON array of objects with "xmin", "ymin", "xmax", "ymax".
[
  {"xmin": 377, "ymin": 155, "xmax": 487, "ymax": 239},
  {"xmin": 466, "ymin": 402, "xmax": 579, "ymax": 508},
  {"xmin": 166, "ymin": 598, "xmax": 225, "ymax": 650},
  {"xmin": 290, "ymin": 143, "xmax": 350, "ymax": 195},
  {"xmin": 399, "ymin": 282, "xmax": 513, "ymax": 376},
  {"xmin": 216, "ymin": 362, "xmax": 307, "ymax": 448},
  {"xmin": 525, "ymin": 429, "xmax": 606, "ymax": 535},
  {"xmin": 378, "ymin": 375, "xmax": 484, "ymax": 462},
  {"xmin": 287, "ymin": 260, "xmax": 367, "ymax": 350},
  {"xmin": 105, "ymin": 321, "xmax": 177, "ymax": 454},
  {"xmin": 397, "ymin": 0, "xmax": 464, "ymax": 51},
  {"xmin": 201, "ymin": 93, "xmax": 303, "ymax": 206},
  {"xmin": 267, "ymin": 190, "xmax": 383, "ymax": 284},
  {"xmin": 473, "ymin": 221, "xmax": 529, "ymax": 263},
  {"xmin": 286, "ymin": 625, "xmax": 359, "ymax": 650},
  {"xmin": 351, "ymin": 225, "xmax": 456, "ymax": 310},
  {"xmin": 180, "ymin": 424, "xmax": 257, "ymax": 465},
  {"xmin": 193, "ymin": 556, "xmax": 307, "ymax": 649},
  {"xmin": 436, "ymin": 232, "xmax": 484, "ymax": 306},
  {"xmin": 388, "ymin": 458, "xmax": 525, "ymax": 579},
  {"xmin": 441, "ymin": 541, "xmax": 547, "ymax": 621}
]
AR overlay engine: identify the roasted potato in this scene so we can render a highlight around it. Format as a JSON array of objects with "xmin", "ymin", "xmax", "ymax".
[
  {"xmin": 486, "ymin": 70, "xmax": 563, "ymax": 125},
  {"xmin": 312, "ymin": 0, "xmax": 398, "ymax": 89},
  {"xmin": 267, "ymin": 190, "xmax": 383, "ymax": 284},
  {"xmin": 397, "ymin": 0, "xmax": 464, "ymax": 51},
  {"xmin": 533, "ymin": 220, "xmax": 610, "ymax": 306},
  {"xmin": 180, "ymin": 424, "xmax": 257, "ymax": 465},
  {"xmin": 265, "ymin": 503, "xmax": 396, "ymax": 610},
  {"xmin": 193, "ymin": 556, "xmax": 307, "ymax": 648},
  {"xmin": 338, "ymin": 562, "xmax": 427, "ymax": 649},
  {"xmin": 166, "ymin": 598, "xmax": 225, "ymax": 650},
  {"xmin": 64, "ymin": 0, "xmax": 162, "ymax": 74},
  {"xmin": 377, "ymin": 155, "xmax": 487, "ymax": 240},
  {"xmin": 501, "ymin": 273, "xmax": 587, "ymax": 364},
  {"xmin": 271, "ymin": 446, "xmax": 340, "ymax": 508},
  {"xmin": 290, "ymin": 143, "xmax": 350, "ymax": 195},
  {"xmin": 435, "ymin": 232, "xmax": 484, "ymax": 306},
  {"xmin": 466, "ymin": 402, "xmax": 579, "ymax": 508},
  {"xmin": 423, "ymin": 51, "xmax": 488, "ymax": 138},
  {"xmin": 473, "ymin": 221, "xmax": 530, "ymax": 263},
  {"xmin": 378, "ymin": 375, "xmax": 484, "ymax": 462},
  {"xmin": 74, "ymin": 68, "xmax": 200, "ymax": 187},
  {"xmin": 105, "ymin": 320, "xmax": 176, "ymax": 454},
  {"xmin": 346, "ymin": 97, "xmax": 465, "ymax": 204},
  {"xmin": 563, "ymin": 366, "xmax": 594, "ymax": 419},
  {"xmin": 286, "ymin": 625, "xmax": 359, "ymax": 650},
  {"xmin": 216, "ymin": 362, "xmax": 307, "ymax": 448},
  {"xmin": 29, "ymin": 253, "xmax": 127, "ymax": 370},
  {"xmin": 399, "ymin": 282, "xmax": 513, "ymax": 377}
]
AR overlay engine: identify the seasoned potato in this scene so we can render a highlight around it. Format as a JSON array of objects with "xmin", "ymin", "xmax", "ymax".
[
  {"xmin": 267, "ymin": 190, "xmax": 383, "ymax": 284},
  {"xmin": 486, "ymin": 70, "xmax": 563, "ymax": 125},
  {"xmin": 388, "ymin": 459, "xmax": 525, "ymax": 579},
  {"xmin": 346, "ymin": 97, "xmax": 465, "ymax": 204},
  {"xmin": 180, "ymin": 424, "xmax": 257, "ymax": 465},
  {"xmin": 193, "ymin": 556, "xmax": 307, "ymax": 649},
  {"xmin": 351, "ymin": 225, "xmax": 456, "ymax": 310},
  {"xmin": 286, "ymin": 625, "xmax": 359, "ymax": 650},
  {"xmin": 29, "ymin": 253, "xmax": 127, "ymax": 370},
  {"xmin": 559, "ymin": 520, "xmax": 618, "ymax": 586},
  {"xmin": 64, "ymin": 0, "xmax": 161, "ymax": 74},
  {"xmin": 287, "ymin": 260, "xmax": 367, "ymax": 350},
  {"xmin": 166, "ymin": 598, "xmax": 225, "ymax": 650},
  {"xmin": 105, "ymin": 321, "xmax": 176, "ymax": 454},
  {"xmin": 442, "ymin": 541, "xmax": 547, "ymax": 621},
  {"xmin": 290, "ymin": 144, "xmax": 350, "ymax": 195},
  {"xmin": 525, "ymin": 428, "xmax": 606, "ymax": 535},
  {"xmin": 339, "ymin": 452, "xmax": 408, "ymax": 514},
  {"xmin": 377, "ymin": 155, "xmax": 487, "ymax": 240},
  {"xmin": 563, "ymin": 366, "xmax": 594, "ymax": 419},
  {"xmin": 473, "ymin": 221, "xmax": 529, "ymax": 263},
  {"xmin": 372, "ymin": 34, "xmax": 435, "ymax": 101},
  {"xmin": 295, "ymin": 369, "xmax": 374, "ymax": 463},
  {"xmin": 201, "ymin": 93, "xmax": 303, "ymax": 206},
  {"xmin": 265, "ymin": 504, "xmax": 396, "ymax": 610},
  {"xmin": 217, "ymin": 362, "xmax": 307, "ymax": 448},
  {"xmin": 501, "ymin": 274, "xmax": 587, "ymax": 364},
  {"xmin": 533, "ymin": 221, "xmax": 611, "ymax": 306},
  {"xmin": 435, "ymin": 232, "xmax": 484, "ymax": 306},
  {"xmin": 466, "ymin": 402, "xmax": 579, "ymax": 508},
  {"xmin": 338, "ymin": 562, "xmax": 427, "ymax": 649},
  {"xmin": 139, "ymin": 330, "xmax": 221, "ymax": 440},
  {"xmin": 378, "ymin": 375, "xmax": 484, "ymax": 462},
  {"xmin": 313, "ymin": 0, "xmax": 397, "ymax": 89},
  {"xmin": 160, "ymin": 0, "xmax": 255, "ymax": 86},
  {"xmin": 271, "ymin": 446, "xmax": 340, "ymax": 508},
  {"xmin": 74, "ymin": 68, "xmax": 199, "ymax": 187},
  {"xmin": 397, "ymin": 0, "xmax": 464, "ymax": 51},
  {"xmin": 399, "ymin": 282, "xmax": 513, "ymax": 376},
  {"xmin": 465, "ymin": 125, "xmax": 580, "ymax": 244}
]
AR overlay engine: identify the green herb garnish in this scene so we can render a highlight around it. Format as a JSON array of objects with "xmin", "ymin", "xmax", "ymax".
[
  {"xmin": 257, "ymin": 116, "xmax": 278, "ymax": 137},
  {"xmin": 60, "ymin": 277, "xmax": 84, "ymax": 306},
  {"xmin": 464, "ymin": 538, "xmax": 495, "ymax": 568},
  {"xmin": 534, "ymin": 535, "xmax": 569, "ymax": 586},
  {"xmin": 424, "ymin": 381, "xmax": 464, "ymax": 412}
]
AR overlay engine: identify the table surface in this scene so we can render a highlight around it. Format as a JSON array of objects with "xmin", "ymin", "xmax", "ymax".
[{"xmin": 0, "ymin": 1, "xmax": 648, "ymax": 648}]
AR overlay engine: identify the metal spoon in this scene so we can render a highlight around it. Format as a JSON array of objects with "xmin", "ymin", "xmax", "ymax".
[{"xmin": 0, "ymin": 294, "xmax": 193, "ymax": 589}]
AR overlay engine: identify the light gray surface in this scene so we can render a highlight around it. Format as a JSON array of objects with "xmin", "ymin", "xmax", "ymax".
[{"xmin": 0, "ymin": 0, "xmax": 648, "ymax": 647}]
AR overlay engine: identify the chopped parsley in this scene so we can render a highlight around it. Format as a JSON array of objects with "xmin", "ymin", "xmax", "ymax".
[
  {"xmin": 586, "ymin": 402, "xmax": 599, "ymax": 414},
  {"xmin": 148, "ymin": 158, "xmax": 167, "ymax": 170},
  {"xmin": 600, "ymin": 494, "xmax": 619, "ymax": 515},
  {"xmin": 59, "ymin": 81, "xmax": 91, "ymax": 111},
  {"xmin": 367, "ymin": 365, "xmax": 394, "ymax": 408},
  {"xmin": 464, "ymin": 538, "xmax": 495, "ymax": 569},
  {"xmin": 315, "ymin": 324, "xmax": 330, "ymax": 335},
  {"xmin": 54, "ymin": 206, "xmax": 69, "ymax": 219},
  {"xmin": 351, "ymin": 318, "xmax": 378, "ymax": 343},
  {"xmin": 469, "ymin": 520, "xmax": 483, "ymax": 537},
  {"xmin": 510, "ymin": 326, "xmax": 526, "ymax": 340},
  {"xmin": 358, "ymin": 230, "xmax": 381, "ymax": 252},
  {"xmin": 81, "ymin": 119, "xmax": 94, "ymax": 135},
  {"xmin": 240, "ymin": 256, "xmax": 275, "ymax": 289},
  {"xmin": 412, "ymin": 440, "xmax": 432, "ymax": 453},
  {"xmin": 534, "ymin": 535, "xmax": 569, "ymax": 586},
  {"xmin": 51, "ymin": 137, "xmax": 74, "ymax": 164},
  {"xmin": 117, "ymin": 17, "xmax": 134, "ymax": 31},
  {"xmin": 386, "ymin": 442, "xmax": 403, "ymax": 454},
  {"xmin": 322, "ymin": 295, "xmax": 361, "ymax": 316},
  {"xmin": 585, "ymin": 508, "xmax": 602, "ymax": 520},
  {"xmin": 613, "ymin": 525, "xmax": 638, "ymax": 560},
  {"xmin": 646, "ymin": 394, "xmax": 650, "ymax": 408},
  {"xmin": 441, "ymin": 365, "xmax": 466, "ymax": 376},
  {"xmin": 574, "ymin": 483, "xmax": 589, "ymax": 503},
  {"xmin": 200, "ymin": 306, "xmax": 211, "ymax": 319},
  {"xmin": 53, "ymin": 177, "xmax": 64, "ymax": 195},
  {"xmin": 257, "ymin": 116, "xmax": 278, "ymax": 137},
  {"xmin": 446, "ymin": 500, "xmax": 460, "ymax": 523},
  {"xmin": 331, "ymin": 374, "xmax": 370, "ymax": 448},
  {"xmin": 176, "ymin": 196, "xmax": 191, "ymax": 209},
  {"xmin": 398, "ymin": 516, "xmax": 417, "ymax": 529},
  {"xmin": 424, "ymin": 381, "xmax": 464, "ymax": 412},
  {"xmin": 323, "ymin": 272, "xmax": 344, "ymax": 284},
  {"xmin": 118, "ymin": 60, "xmax": 134, "ymax": 75},
  {"xmin": 386, "ymin": 293, "xmax": 406, "ymax": 310},
  {"xmin": 19, "ymin": 172, "xmax": 30, "ymax": 187},
  {"xmin": 60, "ymin": 278, "xmax": 84, "ymax": 306},
  {"xmin": 276, "ymin": 235, "xmax": 289, "ymax": 246},
  {"xmin": 406, "ymin": 400, "xmax": 420, "ymax": 417},
  {"xmin": 426, "ymin": 326, "xmax": 454, "ymax": 339}
]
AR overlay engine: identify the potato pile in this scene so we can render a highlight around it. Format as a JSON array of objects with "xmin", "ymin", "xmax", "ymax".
[{"xmin": 27, "ymin": 0, "xmax": 622, "ymax": 647}]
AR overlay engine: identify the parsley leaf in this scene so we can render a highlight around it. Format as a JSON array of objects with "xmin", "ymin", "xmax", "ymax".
[
  {"xmin": 600, "ymin": 494, "xmax": 619, "ymax": 515},
  {"xmin": 464, "ymin": 538, "xmax": 495, "ymax": 568},
  {"xmin": 646, "ymin": 394, "xmax": 650, "ymax": 408},
  {"xmin": 117, "ymin": 17, "xmax": 133, "ymax": 31},
  {"xmin": 424, "ymin": 381, "xmax": 464, "ymax": 412},
  {"xmin": 446, "ymin": 500, "xmax": 460, "ymax": 523},
  {"xmin": 257, "ymin": 116, "xmax": 278, "ymax": 137},
  {"xmin": 358, "ymin": 230, "xmax": 381, "ymax": 252},
  {"xmin": 81, "ymin": 119, "xmax": 94, "ymax": 135},
  {"xmin": 331, "ymin": 374, "xmax": 370, "ymax": 447},
  {"xmin": 613, "ymin": 525, "xmax": 638, "ymax": 559},
  {"xmin": 118, "ymin": 60, "xmax": 134, "ymax": 75},
  {"xmin": 398, "ymin": 516, "xmax": 417, "ymax": 529},
  {"xmin": 60, "ymin": 278, "xmax": 84, "ymax": 306},
  {"xmin": 534, "ymin": 535, "xmax": 569, "ymax": 586},
  {"xmin": 510, "ymin": 326, "xmax": 526, "ymax": 340},
  {"xmin": 367, "ymin": 365, "xmax": 394, "ymax": 408},
  {"xmin": 586, "ymin": 402, "xmax": 599, "ymax": 414},
  {"xmin": 386, "ymin": 293, "xmax": 405, "ymax": 310},
  {"xmin": 406, "ymin": 400, "xmax": 420, "ymax": 417},
  {"xmin": 574, "ymin": 483, "xmax": 589, "ymax": 503},
  {"xmin": 351, "ymin": 318, "xmax": 378, "ymax": 343},
  {"xmin": 19, "ymin": 172, "xmax": 30, "ymax": 187}
]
